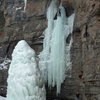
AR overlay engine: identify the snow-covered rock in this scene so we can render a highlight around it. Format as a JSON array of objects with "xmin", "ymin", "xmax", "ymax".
[{"xmin": 7, "ymin": 40, "xmax": 46, "ymax": 100}]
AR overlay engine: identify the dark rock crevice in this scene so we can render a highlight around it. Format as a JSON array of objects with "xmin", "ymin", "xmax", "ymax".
[{"xmin": 0, "ymin": 11, "xmax": 5, "ymax": 28}]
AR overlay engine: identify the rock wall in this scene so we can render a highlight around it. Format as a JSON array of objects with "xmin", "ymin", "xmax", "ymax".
[
  {"xmin": 61, "ymin": 0, "xmax": 100, "ymax": 100},
  {"xmin": 0, "ymin": 0, "xmax": 100, "ymax": 100},
  {"xmin": 47, "ymin": 0, "xmax": 100, "ymax": 100},
  {"xmin": 0, "ymin": 0, "xmax": 48, "ymax": 59}
]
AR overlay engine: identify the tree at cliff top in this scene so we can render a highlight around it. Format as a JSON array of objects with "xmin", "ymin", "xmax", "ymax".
[{"xmin": 7, "ymin": 40, "xmax": 46, "ymax": 100}]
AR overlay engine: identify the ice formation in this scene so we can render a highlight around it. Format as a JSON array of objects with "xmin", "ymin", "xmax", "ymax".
[
  {"xmin": 7, "ymin": 40, "xmax": 46, "ymax": 100},
  {"xmin": 0, "ymin": 96, "xmax": 6, "ymax": 100},
  {"xmin": 39, "ymin": 0, "xmax": 75, "ymax": 94},
  {"xmin": 39, "ymin": 0, "xmax": 58, "ymax": 82},
  {"xmin": 16, "ymin": 7, "xmax": 22, "ymax": 11},
  {"xmin": 24, "ymin": 0, "xmax": 27, "ymax": 12}
]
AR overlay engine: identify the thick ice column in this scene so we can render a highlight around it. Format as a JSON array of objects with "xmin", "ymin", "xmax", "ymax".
[
  {"xmin": 48, "ymin": 15, "xmax": 66, "ymax": 93},
  {"xmin": 7, "ymin": 40, "xmax": 46, "ymax": 100},
  {"xmin": 39, "ymin": 0, "xmax": 75, "ymax": 94},
  {"xmin": 39, "ymin": 0, "xmax": 58, "ymax": 82}
]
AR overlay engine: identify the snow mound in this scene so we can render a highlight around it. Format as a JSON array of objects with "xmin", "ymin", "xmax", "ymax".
[
  {"xmin": 0, "ymin": 96, "xmax": 6, "ymax": 100},
  {"xmin": 7, "ymin": 40, "xmax": 46, "ymax": 100}
]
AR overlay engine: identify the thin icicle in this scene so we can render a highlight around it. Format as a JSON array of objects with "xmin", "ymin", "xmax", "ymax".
[
  {"xmin": 24, "ymin": 0, "xmax": 27, "ymax": 12},
  {"xmin": 68, "ymin": 13, "xmax": 75, "ymax": 33},
  {"xmin": 48, "ymin": 15, "xmax": 66, "ymax": 94}
]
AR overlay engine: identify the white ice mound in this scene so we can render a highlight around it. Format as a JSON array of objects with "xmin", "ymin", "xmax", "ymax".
[
  {"xmin": 0, "ymin": 96, "xmax": 6, "ymax": 100},
  {"xmin": 7, "ymin": 40, "xmax": 46, "ymax": 100}
]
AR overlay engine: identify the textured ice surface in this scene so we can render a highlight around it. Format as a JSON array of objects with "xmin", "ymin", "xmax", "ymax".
[
  {"xmin": 39, "ymin": 1, "xmax": 75, "ymax": 94},
  {"xmin": 0, "ymin": 96, "xmax": 6, "ymax": 100},
  {"xmin": 7, "ymin": 40, "xmax": 46, "ymax": 100},
  {"xmin": 39, "ymin": 0, "xmax": 58, "ymax": 82}
]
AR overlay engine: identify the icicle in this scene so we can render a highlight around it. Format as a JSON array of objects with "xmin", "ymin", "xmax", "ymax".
[
  {"xmin": 39, "ymin": 0, "xmax": 75, "ymax": 94},
  {"xmin": 24, "ymin": 0, "xmax": 27, "ymax": 12},
  {"xmin": 39, "ymin": 0, "xmax": 58, "ymax": 82},
  {"xmin": 48, "ymin": 15, "xmax": 66, "ymax": 94},
  {"xmin": 68, "ymin": 13, "xmax": 75, "ymax": 33}
]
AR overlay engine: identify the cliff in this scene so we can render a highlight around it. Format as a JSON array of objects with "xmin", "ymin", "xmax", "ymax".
[
  {"xmin": 0, "ymin": 0, "xmax": 100, "ymax": 100},
  {"xmin": 61, "ymin": 0, "xmax": 100, "ymax": 100}
]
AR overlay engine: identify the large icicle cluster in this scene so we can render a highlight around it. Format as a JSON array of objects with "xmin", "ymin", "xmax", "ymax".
[
  {"xmin": 39, "ymin": 0, "xmax": 75, "ymax": 94},
  {"xmin": 39, "ymin": 0, "xmax": 58, "ymax": 82},
  {"xmin": 7, "ymin": 40, "xmax": 46, "ymax": 100}
]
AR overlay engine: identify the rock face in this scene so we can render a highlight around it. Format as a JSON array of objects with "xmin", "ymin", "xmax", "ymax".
[
  {"xmin": 0, "ymin": 68, "xmax": 8, "ymax": 97},
  {"xmin": 0, "ymin": 0, "xmax": 100, "ymax": 100},
  {"xmin": 47, "ymin": 0, "xmax": 100, "ymax": 100},
  {"xmin": 0, "ymin": 59, "xmax": 10, "ymax": 97},
  {"xmin": 61, "ymin": 0, "xmax": 100, "ymax": 100},
  {"xmin": 0, "ymin": 0, "xmax": 48, "ymax": 59}
]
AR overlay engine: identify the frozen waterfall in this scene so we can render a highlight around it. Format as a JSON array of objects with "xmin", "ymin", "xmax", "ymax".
[
  {"xmin": 39, "ymin": 0, "xmax": 58, "ymax": 82},
  {"xmin": 39, "ymin": 0, "xmax": 75, "ymax": 94},
  {"xmin": 7, "ymin": 40, "xmax": 46, "ymax": 100}
]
